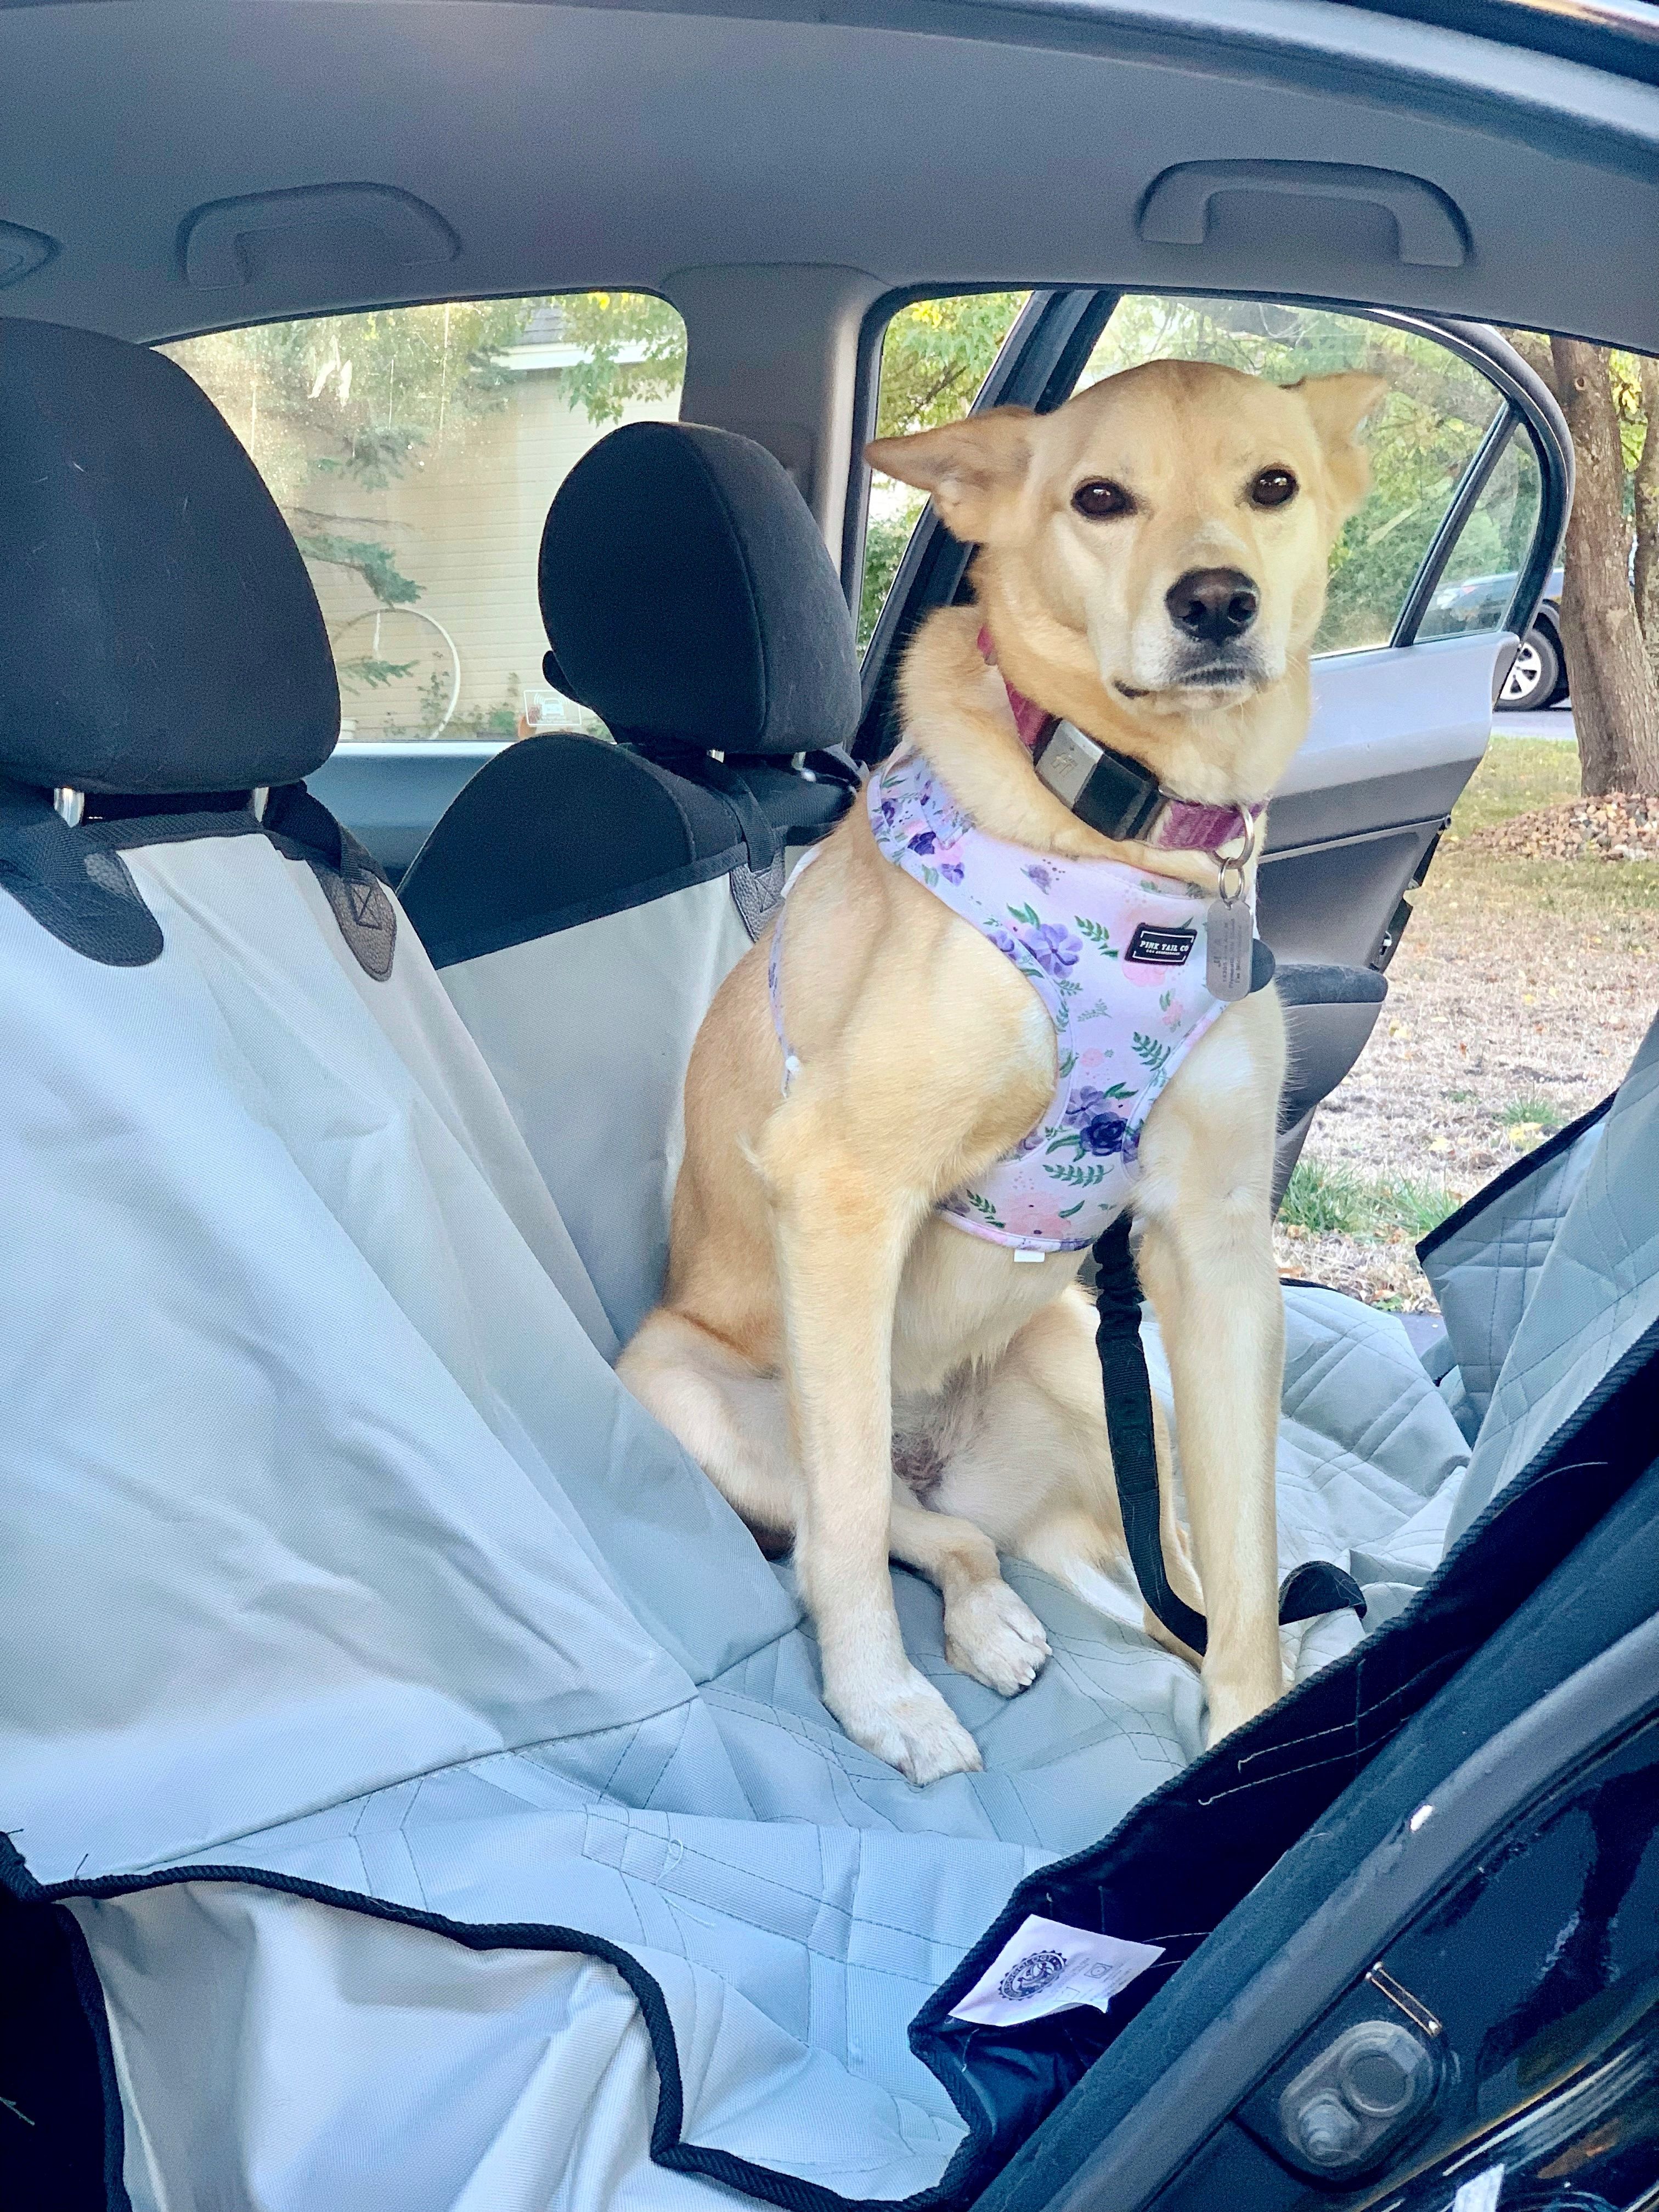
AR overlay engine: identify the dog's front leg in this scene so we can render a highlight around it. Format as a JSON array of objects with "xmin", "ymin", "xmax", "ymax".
[
  {"xmin": 1134, "ymin": 1004, "xmax": 1287, "ymax": 1743},
  {"xmin": 761, "ymin": 1116, "xmax": 983, "ymax": 1786}
]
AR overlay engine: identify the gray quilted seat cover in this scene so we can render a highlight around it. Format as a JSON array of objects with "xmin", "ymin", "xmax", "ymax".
[{"xmin": 3, "ymin": 827, "xmax": 1652, "ymax": 2211}]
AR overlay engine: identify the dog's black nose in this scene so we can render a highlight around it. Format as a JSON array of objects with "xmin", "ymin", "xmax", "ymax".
[{"xmin": 1166, "ymin": 568, "xmax": 1259, "ymax": 646}]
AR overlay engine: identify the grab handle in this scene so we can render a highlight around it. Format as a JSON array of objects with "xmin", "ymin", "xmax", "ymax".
[
  {"xmin": 1138, "ymin": 160, "xmax": 1469, "ymax": 269},
  {"xmin": 179, "ymin": 183, "xmax": 460, "ymax": 288}
]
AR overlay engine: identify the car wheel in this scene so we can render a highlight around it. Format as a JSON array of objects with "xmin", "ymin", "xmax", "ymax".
[{"xmin": 1500, "ymin": 625, "xmax": 1560, "ymax": 711}]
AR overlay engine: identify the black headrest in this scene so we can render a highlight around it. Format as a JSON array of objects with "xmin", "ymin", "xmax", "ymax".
[
  {"xmin": 538, "ymin": 421, "xmax": 861, "ymax": 760},
  {"xmin": 0, "ymin": 318, "xmax": 338, "ymax": 795}
]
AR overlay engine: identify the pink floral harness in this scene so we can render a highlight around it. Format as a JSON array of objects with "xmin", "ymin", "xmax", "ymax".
[{"xmin": 769, "ymin": 745, "xmax": 1254, "ymax": 1255}]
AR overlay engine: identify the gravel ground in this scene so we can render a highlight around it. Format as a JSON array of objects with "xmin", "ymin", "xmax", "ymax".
[{"xmin": 1272, "ymin": 736, "xmax": 1659, "ymax": 1311}]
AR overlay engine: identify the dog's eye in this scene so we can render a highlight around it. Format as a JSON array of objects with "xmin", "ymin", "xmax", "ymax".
[
  {"xmin": 1249, "ymin": 467, "xmax": 1298, "ymax": 509},
  {"xmin": 1071, "ymin": 478, "xmax": 1136, "ymax": 520}
]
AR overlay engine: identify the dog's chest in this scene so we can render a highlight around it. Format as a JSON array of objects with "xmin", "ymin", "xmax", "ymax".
[{"xmin": 891, "ymin": 1213, "xmax": 1079, "ymax": 1400}]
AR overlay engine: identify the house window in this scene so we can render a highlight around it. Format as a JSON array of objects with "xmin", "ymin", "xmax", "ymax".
[{"xmin": 162, "ymin": 294, "xmax": 686, "ymax": 741}]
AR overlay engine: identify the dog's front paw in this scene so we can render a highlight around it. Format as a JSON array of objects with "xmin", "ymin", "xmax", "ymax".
[
  {"xmin": 945, "ymin": 1578, "xmax": 1051, "ymax": 1697},
  {"xmin": 828, "ymin": 1668, "xmax": 984, "ymax": 1785}
]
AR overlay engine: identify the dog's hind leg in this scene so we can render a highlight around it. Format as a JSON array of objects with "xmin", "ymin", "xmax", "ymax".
[
  {"xmin": 617, "ymin": 1309, "xmax": 799, "ymax": 1555},
  {"xmin": 885, "ymin": 1489, "xmax": 1051, "ymax": 1696},
  {"xmin": 930, "ymin": 1288, "xmax": 1207, "ymax": 1656}
]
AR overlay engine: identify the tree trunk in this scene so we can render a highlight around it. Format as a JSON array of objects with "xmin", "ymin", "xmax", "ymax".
[
  {"xmin": 1549, "ymin": 336, "xmax": 1659, "ymax": 795},
  {"xmin": 1633, "ymin": 355, "xmax": 1659, "ymax": 686}
]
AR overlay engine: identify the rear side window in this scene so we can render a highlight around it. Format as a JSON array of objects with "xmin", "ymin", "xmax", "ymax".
[
  {"xmin": 1415, "ymin": 427, "xmax": 1543, "ymax": 642},
  {"xmin": 860, "ymin": 291, "xmax": 1030, "ymax": 647},
  {"xmin": 1075, "ymin": 298, "xmax": 1510, "ymax": 656},
  {"xmin": 162, "ymin": 294, "xmax": 686, "ymax": 742}
]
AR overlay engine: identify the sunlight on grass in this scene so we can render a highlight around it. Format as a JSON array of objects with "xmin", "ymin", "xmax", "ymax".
[
  {"xmin": 1498, "ymin": 1096, "xmax": 1565, "ymax": 1131},
  {"xmin": 1279, "ymin": 1161, "xmax": 1460, "ymax": 1242},
  {"xmin": 1449, "ymin": 736, "xmax": 1582, "ymax": 838}
]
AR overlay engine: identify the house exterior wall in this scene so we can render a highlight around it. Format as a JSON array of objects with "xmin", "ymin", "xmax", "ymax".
[{"xmin": 305, "ymin": 373, "xmax": 680, "ymax": 738}]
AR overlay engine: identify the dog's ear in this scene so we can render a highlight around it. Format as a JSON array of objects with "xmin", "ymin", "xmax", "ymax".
[
  {"xmin": 865, "ymin": 407, "xmax": 1036, "ymax": 543},
  {"xmin": 1291, "ymin": 372, "xmax": 1389, "ymax": 523}
]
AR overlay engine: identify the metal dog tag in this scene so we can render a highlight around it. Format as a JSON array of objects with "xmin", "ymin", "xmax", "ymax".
[{"xmin": 1206, "ymin": 886, "xmax": 1253, "ymax": 1001}]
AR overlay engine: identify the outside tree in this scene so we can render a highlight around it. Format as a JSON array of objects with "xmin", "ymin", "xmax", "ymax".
[{"xmin": 1502, "ymin": 333, "xmax": 1659, "ymax": 797}]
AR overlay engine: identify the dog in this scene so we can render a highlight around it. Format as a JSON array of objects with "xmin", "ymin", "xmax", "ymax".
[{"xmin": 619, "ymin": 357, "xmax": 1384, "ymax": 1784}]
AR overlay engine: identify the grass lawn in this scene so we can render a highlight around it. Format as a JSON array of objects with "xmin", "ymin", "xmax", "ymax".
[{"xmin": 1275, "ymin": 732, "xmax": 1658, "ymax": 1310}]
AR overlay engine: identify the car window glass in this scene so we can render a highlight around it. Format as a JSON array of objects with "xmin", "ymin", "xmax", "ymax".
[
  {"xmin": 162, "ymin": 294, "xmax": 686, "ymax": 742},
  {"xmin": 860, "ymin": 291, "xmax": 1030, "ymax": 648},
  {"xmin": 1075, "ymin": 297, "xmax": 1508, "ymax": 655},
  {"xmin": 1415, "ymin": 427, "xmax": 1544, "ymax": 642}
]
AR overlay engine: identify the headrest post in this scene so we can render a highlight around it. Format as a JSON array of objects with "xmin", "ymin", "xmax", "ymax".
[
  {"xmin": 252, "ymin": 786, "xmax": 270, "ymax": 823},
  {"xmin": 53, "ymin": 787, "xmax": 84, "ymax": 828}
]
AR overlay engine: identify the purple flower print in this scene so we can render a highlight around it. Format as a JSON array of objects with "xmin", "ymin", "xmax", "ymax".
[
  {"xmin": 934, "ymin": 840, "xmax": 967, "ymax": 884},
  {"xmin": 1079, "ymin": 1112, "xmax": 1128, "ymax": 1157},
  {"xmin": 988, "ymin": 924, "xmax": 1020, "ymax": 961},
  {"xmin": 908, "ymin": 829, "xmax": 937, "ymax": 856},
  {"xmin": 1023, "ymin": 862, "xmax": 1055, "ymax": 893},
  {"xmin": 1063, "ymin": 1085, "xmax": 1121, "ymax": 1127},
  {"xmin": 1018, "ymin": 921, "xmax": 1081, "ymax": 979}
]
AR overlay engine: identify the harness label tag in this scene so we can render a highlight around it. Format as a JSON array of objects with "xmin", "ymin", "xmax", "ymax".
[
  {"xmin": 1126, "ymin": 923, "xmax": 1197, "ymax": 967},
  {"xmin": 948, "ymin": 1914, "xmax": 1165, "ymax": 2029}
]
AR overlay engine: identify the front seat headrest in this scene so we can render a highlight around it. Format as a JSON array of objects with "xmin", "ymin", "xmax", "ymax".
[
  {"xmin": 0, "ymin": 318, "xmax": 339, "ymax": 795},
  {"xmin": 538, "ymin": 421, "xmax": 862, "ymax": 759}
]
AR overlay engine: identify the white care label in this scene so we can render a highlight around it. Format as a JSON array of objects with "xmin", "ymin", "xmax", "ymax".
[
  {"xmin": 949, "ymin": 1914, "xmax": 1165, "ymax": 2029},
  {"xmin": 1451, "ymin": 2168, "xmax": 1505, "ymax": 2212}
]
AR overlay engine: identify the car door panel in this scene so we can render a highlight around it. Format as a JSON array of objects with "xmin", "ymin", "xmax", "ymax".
[{"xmin": 1259, "ymin": 629, "xmax": 1503, "ymax": 965}]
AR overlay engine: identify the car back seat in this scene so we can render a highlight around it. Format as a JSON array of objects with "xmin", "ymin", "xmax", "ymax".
[{"xmin": 398, "ymin": 421, "xmax": 864, "ymax": 1345}]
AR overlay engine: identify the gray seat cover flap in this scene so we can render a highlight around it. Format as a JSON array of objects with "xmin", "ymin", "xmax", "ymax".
[
  {"xmin": 1447, "ymin": 1006, "xmax": 1659, "ymax": 1548},
  {"xmin": 0, "ymin": 823, "xmax": 1488, "ymax": 2212},
  {"xmin": 1419, "ymin": 1094, "xmax": 1613, "ymax": 1434},
  {"xmin": 439, "ymin": 874, "xmax": 753, "ymax": 1348}
]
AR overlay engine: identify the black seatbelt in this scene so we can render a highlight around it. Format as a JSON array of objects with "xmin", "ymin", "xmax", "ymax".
[{"xmin": 1091, "ymin": 1212, "xmax": 1366, "ymax": 1655}]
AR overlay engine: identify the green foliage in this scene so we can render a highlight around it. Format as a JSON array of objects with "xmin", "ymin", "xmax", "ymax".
[
  {"xmin": 557, "ymin": 292, "xmax": 687, "ymax": 427},
  {"xmin": 166, "ymin": 295, "xmax": 689, "ymax": 737},
  {"xmin": 165, "ymin": 299, "xmax": 534, "ymax": 514},
  {"xmin": 1280, "ymin": 1161, "xmax": 1368, "ymax": 1234},
  {"xmin": 293, "ymin": 532, "xmax": 420, "ymax": 608},
  {"xmin": 859, "ymin": 292, "xmax": 1031, "ymax": 644},
  {"xmin": 165, "ymin": 295, "xmax": 685, "ymax": 623},
  {"xmin": 336, "ymin": 654, "xmax": 417, "ymax": 694},
  {"xmin": 874, "ymin": 292, "xmax": 1030, "ymax": 440},
  {"xmin": 859, "ymin": 508, "xmax": 923, "ymax": 646},
  {"xmin": 1279, "ymin": 1161, "xmax": 1459, "ymax": 1240},
  {"xmin": 1498, "ymin": 1096, "xmax": 1565, "ymax": 1131}
]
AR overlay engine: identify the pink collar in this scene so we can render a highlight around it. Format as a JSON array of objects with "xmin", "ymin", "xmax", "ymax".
[{"xmin": 977, "ymin": 625, "xmax": 1259, "ymax": 857}]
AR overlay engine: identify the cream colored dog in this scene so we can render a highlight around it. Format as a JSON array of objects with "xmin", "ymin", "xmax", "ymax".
[{"xmin": 620, "ymin": 358, "xmax": 1383, "ymax": 1784}]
